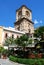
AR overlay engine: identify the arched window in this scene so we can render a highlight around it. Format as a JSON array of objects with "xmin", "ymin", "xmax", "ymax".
[
  {"xmin": 26, "ymin": 11, "xmax": 30, "ymax": 16},
  {"xmin": 29, "ymin": 29, "xmax": 31, "ymax": 33},
  {"xmin": 17, "ymin": 26, "xmax": 20, "ymax": 30},
  {"xmin": 12, "ymin": 34, "xmax": 14, "ymax": 38},
  {"xmin": 18, "ymin": 11, "xmax": 22, "ymax": 16},
  {"xmin": 5, "ymin": 33, "xmax": 8, "ymax": 38},
  {"xmin": 18, "ymin": 11, "xmax": 22, "ymax": 19},
  {"xmin": 17, "ymin": 35, "xmax": 19, "ymax": 38}
]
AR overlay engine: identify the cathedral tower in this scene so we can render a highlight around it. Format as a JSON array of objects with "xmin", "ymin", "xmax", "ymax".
[{"xmin": 14, "ymin": 5, "xmax": 34, "ymax": 35}]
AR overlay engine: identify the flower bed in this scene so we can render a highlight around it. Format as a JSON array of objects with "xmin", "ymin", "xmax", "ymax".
[
  {"xmin": 9, "ymin": 55, "xmax": 44, "ymax": 65},
  {"xmin": 28, "ymin": 53, "xmax": 42, "ymax": 58}
]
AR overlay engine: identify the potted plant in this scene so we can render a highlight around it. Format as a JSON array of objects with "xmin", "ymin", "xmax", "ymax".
[{"xmin": 2, "ymin": 49, "xmax": 8, "ymax": 59}]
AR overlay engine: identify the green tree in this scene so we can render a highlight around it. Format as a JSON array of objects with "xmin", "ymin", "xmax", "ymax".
[
  {"xmin": 34, "ymin": 26, "xmax": 44, "ymax": 40},
  {"xmin": 4, "ymin": 37, "xmax": 15, "ymax": 56},
  {"xmin": 34, "ymin": 26, "xmax": 44, "ymax": 49},
  {"xmin": 15, "ymin": 37, "xmax": 21, "ymax": 47},
  {"xmin": 4, "ymin": 37, "xmax": 15, "ymax": 46},
  {"xmin": 15, "ymin": 34, "xmax": 32, "ymax": 50},
  {"xmin": 15, "ymin": 34, "xmax": 33, "ymax": 58},
  {"xmin": 4, "ymin": 34, "xmax": 33, "ymax": 50},
  {"xmin": 0, "ymin": 47, "xmax": 4, "ymax": 53}
]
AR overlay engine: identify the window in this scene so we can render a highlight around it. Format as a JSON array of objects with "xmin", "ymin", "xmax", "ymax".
[
  {"xmin": 18, "ymin": 11, "xmax": 22, "ymax": 16},
  {"xmin": 26, "ymin": 11, "xmax": 30, "ymax": 16},
  {"xmin": 12, "ymin": 34, "xmax": 14, "ymax": 38},
  {"xmin": 5, "ymin": 33, "xmax": 8, "ymax": 38},
  {"xmin": 17, "ymin": 35, "xmax": 19, "ymax": 38},
  {"xmin": 18, "ymin": 11, "xmax": 22, "ymax": 19},
  {"xmin": 17, "ymin": 26, "xmax": 20, "ymax": 30},
  {"xmin": 29, "ymin": 29, "xmax": 31, "ymax": 33}
]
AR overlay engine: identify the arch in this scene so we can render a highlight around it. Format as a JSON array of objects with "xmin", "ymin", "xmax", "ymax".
[
  {"xmin": 26, "ymin": 11, "xmax": 30, "ymax": 16},
  {"xmin": 18, "ymin": 11, "xmax": 22, "ymax": 16},
  {"xmin": 18, "ymin": 11, "xmax": 22, "ymax": 19},
  {"xmin": 12, "ymin": 34, "xmax": 14, "ymax": 38},
  {"xmin": 5, "ymin": 33, "xmax": 8, "ymax": 38}
]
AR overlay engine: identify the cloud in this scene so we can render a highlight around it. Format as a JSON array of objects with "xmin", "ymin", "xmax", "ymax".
[
  {"xmin": 34, "ymin": 19, "xmax": 38, "ymax": 24},
  {"xmin": 34, "ymin": 19, "xmax": 43, "ymax": 28}
]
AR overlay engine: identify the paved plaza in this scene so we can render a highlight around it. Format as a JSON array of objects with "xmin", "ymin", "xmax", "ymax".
[{"xmin": 0, "ymin": 58, "xmax": 24, "ymax": 65}]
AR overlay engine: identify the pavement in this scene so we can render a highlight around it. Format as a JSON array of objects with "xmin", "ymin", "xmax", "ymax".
[{"xmin": 0, "ymin": 58, "xmax": 25, "ymax": 65}]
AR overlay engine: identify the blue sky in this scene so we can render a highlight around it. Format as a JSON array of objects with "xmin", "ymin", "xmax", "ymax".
[{"xmin": 0, "ymin": 0, "xmax": 44, "ymax": 28}]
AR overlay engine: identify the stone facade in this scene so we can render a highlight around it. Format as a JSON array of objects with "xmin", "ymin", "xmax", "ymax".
[{"xmin": 15, "ymin": 5, "xmax": 34, "ymax": 34}]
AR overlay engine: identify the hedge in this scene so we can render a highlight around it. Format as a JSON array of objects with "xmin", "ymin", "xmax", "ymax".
[{"xmin": 9, "ymin": 55, "xmax": 44, "ymax": 65}]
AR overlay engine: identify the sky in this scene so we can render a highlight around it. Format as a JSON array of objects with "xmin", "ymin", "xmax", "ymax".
[{"xmin": 0, "ymin": 0, "xmax": 44, "ymax": 28}]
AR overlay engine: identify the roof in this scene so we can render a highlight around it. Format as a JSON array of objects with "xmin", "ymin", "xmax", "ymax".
[
  {"xmin": 14, "ymin": 18, "xmax": 34, "ymax": 25},
  {"xmin": 3, "ymin": 27, "xmax": 25, "ymax": 34},
  {"xmin": 16, "ymin": 5, "xmax": 32, "ymax": 12}
]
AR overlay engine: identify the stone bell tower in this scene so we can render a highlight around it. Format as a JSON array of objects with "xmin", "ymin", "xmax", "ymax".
[{"xmin": 14, "ymin": 5, "xmax": 34, "ymax": 35}]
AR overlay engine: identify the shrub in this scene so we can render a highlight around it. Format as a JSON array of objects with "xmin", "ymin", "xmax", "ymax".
[
  {"xmin": 15, "ymin": 50, "xmax": 29, "ymax": 58},
  {"xmin": 2, "ymin": 49, "xmax": 8, "ymax": 55},
  {"xmin": 9, "ymin": 55, "xmax": 44, "ymax": 65}
]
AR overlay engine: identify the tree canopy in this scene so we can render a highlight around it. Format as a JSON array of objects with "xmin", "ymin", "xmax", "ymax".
[
  {"xmin": 15, "ymin": 34, "xmax": 33, "ymax": 48},
  {"xmin": 34, "ymin": 26, "xmax": 44, "ymax": 40},
  {"xmin": 4, "ymin": 37, "xmax": 15, "ymax": 46},
  {"xmin": 4, "ymin": 34, "xmax": 33, "ymax": 49}
]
